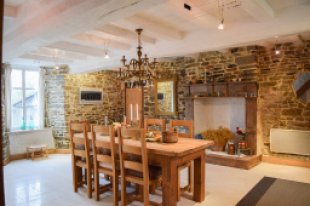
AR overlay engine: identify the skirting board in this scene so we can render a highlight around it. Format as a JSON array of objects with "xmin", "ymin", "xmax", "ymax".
[
  {"xmin": 262, "ymin": 155, "xmax": 310, "ymax": 168},
  {"xmin": 206, "ymin": 153, "xmax": 262, "ymax": 169},
  {"xmin": 3, "ymin": 149, "xmax": 71, "ymax": 165}
]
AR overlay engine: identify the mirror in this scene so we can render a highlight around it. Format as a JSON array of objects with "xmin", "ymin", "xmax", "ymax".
[
  {"xmin": 292, "ymin": 72, "xmax": 310, "ymax": 105},
  {"xmin": 155, "ymin": 78, "xmax": 176, "ymax": 115}
]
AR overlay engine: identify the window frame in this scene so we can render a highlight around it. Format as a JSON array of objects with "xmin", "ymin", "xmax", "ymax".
[{"xmin": 10, "ymin": 68, "xmax": 42, "ymax": 131}]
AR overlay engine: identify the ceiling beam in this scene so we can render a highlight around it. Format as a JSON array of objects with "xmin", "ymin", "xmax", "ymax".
[
  {"xmin": 126, "ymin": 13, "xmax": 186, "ymax": 40},
  {"xmin": 96, "ymin": 23, "xmax": 156, "ymax": 44},
  {"xmin": 20, "ymin": 54, "xmax": 73, "ymax": 63},
  {"xmin": 31, "ymin": 47, "xmax": 88, "ymax": 60},
  {"xmin": 47, "ymin": 41, "xmax": 108, "ymax": 57},
  {"xmin": 242, "ymin": 0, "xmax": 275, "ymax": 21},
  {"xmin": 4, "ymin": 5, "xmax": 18, "ymax": 18},
  {"xmin": 4, "ymin": 0, "xmax": 168, "ymax": 61},
  {"xmin": 73, "ymin": 33, "xmax": 131, "ymax": 50}
]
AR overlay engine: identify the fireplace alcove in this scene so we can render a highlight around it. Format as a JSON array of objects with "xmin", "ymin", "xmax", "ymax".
[{"xmin": 182, "ymin": 82, "xmax": 260, "ymax": 169}]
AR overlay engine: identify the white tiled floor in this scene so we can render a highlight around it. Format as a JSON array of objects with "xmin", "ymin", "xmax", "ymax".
[{"xmin": 4, "ymin": 154, "xmax": 310, "ymax": 206}]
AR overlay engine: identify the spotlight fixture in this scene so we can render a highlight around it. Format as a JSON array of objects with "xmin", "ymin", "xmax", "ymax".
[
  {"xmin": 104, "ymin": 51, "xmax": 109, "ymax": 59},
  {"xmin": 104, "ymin": 41, "xmax": 110, "ymax": 59},
  {"xmin": 275, "ymin": 49, "xmax": 280, "ymax": 55},
  {"xmin": 218, "ymin": 18, "xmax": 224, "ymax": 30},
  {"xmin": 274, "ymin": 36, "xmax": 280, "ymax": 55},
  {"xmin": 217, "ymin": 0, "xmax": 224, "ymax": 30}
]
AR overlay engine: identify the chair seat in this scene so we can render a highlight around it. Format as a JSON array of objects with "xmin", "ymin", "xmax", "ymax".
[
  {"xmin": 98, "ymin": 160, "xmax": 120, "ymax": 171},
  {"xmin": 126, "ymin": 165, "xmax": 162, "ymax": 180}
]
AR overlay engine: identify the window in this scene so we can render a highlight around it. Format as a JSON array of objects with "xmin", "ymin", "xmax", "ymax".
[{"xmin": 10, "ymin": 69, "xmax": 42, "ymax": 131}]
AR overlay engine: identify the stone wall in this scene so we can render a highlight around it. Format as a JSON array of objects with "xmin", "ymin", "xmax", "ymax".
[
  {"xmin": 1, "ymin": 64, "xmax": 9, "ymax": 164},
  {"xmin": 44, "ymin": 67, "xmax": 68, "ymax": 148},
  {"xmin": 45, "ymin": 68, "xmax": 123, "ymax": 148},
  {"xmin": 257, "ymin": 42, "xmax": 310, "ymax": 158},
  {"xmin": 143, "ymin": 42, "xmax": 309, "ymax": 159}
]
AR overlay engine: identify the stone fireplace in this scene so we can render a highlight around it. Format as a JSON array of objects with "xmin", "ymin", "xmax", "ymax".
[{"xmin": 194, "ymin": 97, "xmax": 245, "ymax": 134}]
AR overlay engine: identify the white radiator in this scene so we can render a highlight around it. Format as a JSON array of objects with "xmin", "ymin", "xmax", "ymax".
[
  {"xmin": 270, "ymin": 128, "xmax": 310, "ymax": 156},
  {"xmin": 9, "ymin": 128, "xmax": 55, "ymax": 155}
]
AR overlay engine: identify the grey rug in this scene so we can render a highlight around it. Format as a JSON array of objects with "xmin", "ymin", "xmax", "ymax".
[{"xmin": 236, "ymin": 176, "xmax": 310, "ymax": 206}]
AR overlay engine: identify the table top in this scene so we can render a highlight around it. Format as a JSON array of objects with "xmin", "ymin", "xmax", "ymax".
[{"xmin": 75, "ymin": 133, "xmax": 213, "ymax": 157}]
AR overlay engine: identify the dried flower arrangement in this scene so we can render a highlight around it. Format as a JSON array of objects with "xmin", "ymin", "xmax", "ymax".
[{"xmin": 202, "ymin": 126, "xmax": 234, "ymax": 151}]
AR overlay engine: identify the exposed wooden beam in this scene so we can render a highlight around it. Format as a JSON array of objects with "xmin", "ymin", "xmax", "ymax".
[
  {"xmin": 4, "ymin": 5, "xmax": 17, "ymax": 18},
  {"xmin": 126, "ymin": 13, "xmax": 186, "ymax": 40},
  {"xmin": 242, "ymin": 0, "xmax": 275, "ymax": 21},
  {"xmin": 4, "ymin": 0, "xmax": 168, "ymax": 61},
  {"xmin": 96, "ymin": 23, "xmax": 156, "ymax": 44},
  {"xmin": 31, "ymin": 47, "xmax": 88, "ymax": 60},
  {"xmin": 73, "ymin": 33, "xmax": 131, "ymax": 50},
  {"xmin": 47, "ymin": 41, "xmax": 108, "ymax": 57},
  {"xmin": 21, "ymin": 54, "xmax": 73, "ymax": 63}
]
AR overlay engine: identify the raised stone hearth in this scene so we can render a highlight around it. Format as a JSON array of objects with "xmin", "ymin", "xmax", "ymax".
[{"xmin": 205, "ymin": 150, "xmax": 262, "ymax": 170}]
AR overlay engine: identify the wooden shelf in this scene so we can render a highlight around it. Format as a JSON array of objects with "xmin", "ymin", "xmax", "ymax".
[
  {"xmin": 181, "ymin": 96, "xmax": 257, "ymax": 100},
  {"xmin": 183, "ymin": 81, "xmax": 258, "ymax": 99},
  {"xmin": 182, "ymin": 81, "xmax": 258, "ymax": 87}
]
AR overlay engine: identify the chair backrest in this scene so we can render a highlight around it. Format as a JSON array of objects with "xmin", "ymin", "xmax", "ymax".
[
  {"xmin": 144, "ymin": 118, "xmax": 166, "ymax": 133},
  {"xmin": 91, "ymin": 125, "xmax": 116, "ymax": 173},
  {"xmin": 120, "ymin": 127, "xmax": 143, "ymax": 140},
  {"xmin": 69, "ymin": 122, "xmax": 91, "ymax": 162},
  {"xmin": 169, "ymin": 120, "xmax": 194, "ymax": 138},
  {"xmin": 118, "ymin": 127, "xmax": 149, "ymax": 186}
]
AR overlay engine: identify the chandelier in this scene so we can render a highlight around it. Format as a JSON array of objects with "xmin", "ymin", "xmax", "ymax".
[{"xmin": 120, "ymin": 28, "xmax": 157, "ymax": 87}]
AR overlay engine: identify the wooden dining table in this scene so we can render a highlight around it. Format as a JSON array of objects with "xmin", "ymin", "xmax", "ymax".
[{"xmin": 76, "ymin": 133, "xmax": 213, "ymax": 206}]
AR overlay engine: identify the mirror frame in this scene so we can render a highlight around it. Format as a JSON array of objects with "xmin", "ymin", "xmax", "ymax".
[{"xmin": 154, "ymin": 78, "xmax": 177, "ymax": 116}]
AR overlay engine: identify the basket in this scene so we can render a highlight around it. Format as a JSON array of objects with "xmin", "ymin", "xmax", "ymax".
[{"xmin": 162, "ymin": 131, "xmax": 178, "ymax": 143}]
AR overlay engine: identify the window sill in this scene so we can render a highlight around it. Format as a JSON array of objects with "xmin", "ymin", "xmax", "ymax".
[{"xmin": 7, "ymin": 128, "xmax": 51, "ymax": 134}]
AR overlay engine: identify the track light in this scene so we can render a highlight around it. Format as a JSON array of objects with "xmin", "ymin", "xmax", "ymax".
[
  {"xmin": 104, "ymin": 51, "xmax": 109, "ymax": 59},
  {"xmin": 275, "ymin": 49, "xmax": 280, "ymax": 55},
  {"xmin": 274, "ymin": 36, "xmax": 280, "ymax": 55},
  {"xmin": 218, "ymin": 19, "xmax": 224, "ymax": 30}
]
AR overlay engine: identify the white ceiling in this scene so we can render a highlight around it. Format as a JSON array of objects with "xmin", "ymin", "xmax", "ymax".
[{"xmin": 3, "ymin": 0, "xmax": 310, "ymax": 73}]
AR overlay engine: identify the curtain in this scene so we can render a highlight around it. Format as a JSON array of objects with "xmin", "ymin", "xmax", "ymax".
[
  {"xmin": 4, "ymin": 66, "xmax": 12, "ymax": 131},
  {"xmin": 38, "ymin": 68, "xmax": 45, "ymax": 129}
]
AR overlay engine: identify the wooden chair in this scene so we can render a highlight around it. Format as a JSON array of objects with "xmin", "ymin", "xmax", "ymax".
[
  {"xmin": 120, "ymin": 127, "xmax": 143, "ymax": 140},
  {"xmin": 118, "ymin": 127, "xmax": 161, "ymax": 206},
  {"xmin": 144, "ymin": 118, "xmax": 166, "ymax": 135},
  {"xmin": 69, "ymin": 122, "xmax": 93, "ymax": 198},
  {"xmin": 170, "ymin": 120, "xmax": 194, "ymax": 200},
  {"xmin": 91, "ymin": 125, "xmax": 119, "ymax": 205}
]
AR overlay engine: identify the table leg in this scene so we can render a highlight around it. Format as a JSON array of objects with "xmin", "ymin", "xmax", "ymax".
[
  {"xmin": 162, "ymin": 157, "xmax": 178, "ymax": 206},
  {"xmin": 193, "ymin": 151, "xmax": 205, "ymax": 202}
]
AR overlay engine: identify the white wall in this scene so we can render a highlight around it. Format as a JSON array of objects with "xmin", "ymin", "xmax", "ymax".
[
  {"xmin": 194, "ymin": 97, "xmax": 245, "ymax": 134},
  {"xmin": 9, "ymin": 128, "xmax": 55, "ymax": 155}
]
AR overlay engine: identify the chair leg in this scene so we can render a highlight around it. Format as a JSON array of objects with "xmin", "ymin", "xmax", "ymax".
[
  {"xmin": 72, "ymin": 157, "xmax": 78, "ymax": 192},
  {"xmin": 121, "ymin": 177, "xmax": 127, "ymax": 206},
  {"xmin": 86, "ymin": 168, "xmax": 92, "ymax": 198},
  {"xmin": 177, "ymin": 169, "xmax": 181, "ymax": 201},
  {"xmin": 143, "ymin": 184, "xmax": 149, "ymax": 206},
  {"xmin": 150, "ymin": 182, "xmax": 156, "ymax": 194},
  {"xmin": 94, "ymin": 168, "xmax": 99, "ymax": 201},
  {"xmin": 188, "ymin": 163, "xmax": 193, "ymax": 193},
  {"xmin": 112, "ymin": 176, "xmax": 119, "ymax": 206}
]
